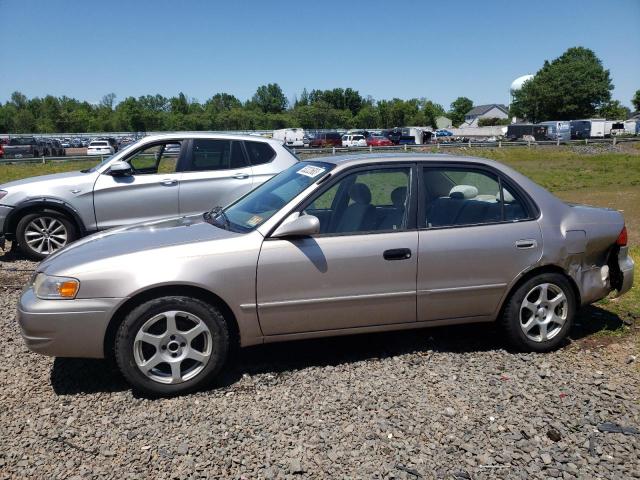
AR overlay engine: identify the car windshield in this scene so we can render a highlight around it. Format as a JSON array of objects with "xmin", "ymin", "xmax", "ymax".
[{"xmin": 216, "ymin": 161, "xmax": 334, "ymax": 233}]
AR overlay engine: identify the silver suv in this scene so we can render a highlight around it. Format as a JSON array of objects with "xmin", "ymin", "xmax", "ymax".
[{"xmin": 0, "ymin": 133, "xmax": 298, "ymax": 259}]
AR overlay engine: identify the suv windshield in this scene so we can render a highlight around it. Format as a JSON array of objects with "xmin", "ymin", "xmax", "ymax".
[{"xmin": 217, "ymin": 161, "xmax": 334, "ymax": 232}]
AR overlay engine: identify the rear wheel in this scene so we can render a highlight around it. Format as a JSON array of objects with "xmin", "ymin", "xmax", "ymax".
[
  {"xmin": 501, "ymin": 273, "xmax": 576, "ymax": 352},
  {"xmin": 115, "ymin": 296, "xmax": 230, "ymax": 397},
  {"xmin": 16, "ymin": 212, "xmax": 77, "ymax": 260}
]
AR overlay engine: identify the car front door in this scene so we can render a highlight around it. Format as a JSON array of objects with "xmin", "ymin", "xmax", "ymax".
[
  {"xmin": 93, "ymin": 141, "xmax": 183, "ymax": 229},
  {"xmin": 178, "ymin": 139, "xmax": 254, "ymax": 216},
  {"xmin": 256, "ymin": 165, "xmax": 418, "ymax": 336},
  {"xmin": 417, "ymin": 165, "xmax": 543, "ymax": 322}
]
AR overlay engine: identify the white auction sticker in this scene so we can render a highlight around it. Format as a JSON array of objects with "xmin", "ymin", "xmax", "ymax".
[{"xmin": 297, "ymin": 165, "xmax": 326, "ymax": 177}]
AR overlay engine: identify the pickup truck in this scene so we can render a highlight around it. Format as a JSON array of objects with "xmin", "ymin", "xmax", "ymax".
[{"xmin": 3, "ymin": 137, "xmax": 42, "ymax": 159}]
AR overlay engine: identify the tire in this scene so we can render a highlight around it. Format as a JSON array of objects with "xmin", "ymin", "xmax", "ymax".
[
  {"xmin": 501, "ymin": 273, "xmax": 576, "ymax": 352},
  {"xmin": 16, "ymin": 211, "xmax": 77, "ymax": 260},
  {"xmin": 115, "ymin": 296, "xmax": 230, "ymax": 397}
]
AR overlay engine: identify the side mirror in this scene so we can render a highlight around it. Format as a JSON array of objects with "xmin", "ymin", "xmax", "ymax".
[
  {"xmin": 271, "ymin": 213, "xmax": 320, "ymax": 238},
  {"xmin": 108, "ymin": 161, "xmax": 133, "ymax": 177}
]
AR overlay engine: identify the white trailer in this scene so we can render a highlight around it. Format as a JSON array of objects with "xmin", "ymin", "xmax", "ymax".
[
  {"xmin": 402, "ymin": 127, "xmax": 434, "ymax": 144},
  {"xmin": 272, "ymin": 128, "xmax": 306, "ymax": 148},
  {"xmin": 624, "ymin": 120, "xmax": 639, "ymax": 135},
  {"xmin": 588, "ymin": 119, "xmax": 606, "ymax": 138}
]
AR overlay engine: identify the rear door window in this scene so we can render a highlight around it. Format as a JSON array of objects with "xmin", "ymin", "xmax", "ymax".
[
  {"xmin": 422, "ymin": 167, "xmax": 530, "ymax": 227},
  {"xmin": 186, "ymin": 139, "xmax": 247, "ymax": 171}
]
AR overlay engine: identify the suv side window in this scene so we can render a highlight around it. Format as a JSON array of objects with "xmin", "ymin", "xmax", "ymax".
[
  {"xmin": 186, "ymin": 140, "xmax": 247, "ymax": 171},
  {"xmin": 245, "ymin": 141, "xmax": 276, "ymax": 166},
  {"xmin": 304, "ymin": 167, "xmax": 411, "ymax": 234},
  {"xmin": 127, "ymin": 142, "xmax": 181, "ymax": 175},
  {"xmin": 423, "ymin": 167, "xmax": 529, "ymax": 227}
]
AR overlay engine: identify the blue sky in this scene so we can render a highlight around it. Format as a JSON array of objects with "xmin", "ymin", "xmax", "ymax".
[{"xmin": 1, "ymin": 0, "xmax": 638, "ymax": 108}]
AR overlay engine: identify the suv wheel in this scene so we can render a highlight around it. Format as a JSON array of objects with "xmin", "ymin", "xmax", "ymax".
[
  {"xmin": 501, "ymin": 273, "xmax": 576, "ymax": 352},
  {"xmin": 115, "ymin": 296, "xmax": 230, "ymax": 397},
  {"xmin": 16, "ymin": 212, "xmax": 77, "ymax": 260}
]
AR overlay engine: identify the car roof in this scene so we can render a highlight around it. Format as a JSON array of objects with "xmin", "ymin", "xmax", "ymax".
[
  {"xmin": 312, "ymin": 153, "xmax": 505, "ymax": 169},
  {"xmin": 139, "ymin": 132, "xmax": 282, "ymax": 146}
]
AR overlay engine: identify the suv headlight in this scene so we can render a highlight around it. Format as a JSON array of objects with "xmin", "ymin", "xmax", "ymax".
[
  {"xmin": 0, "ymin": 190, "xmax": 7, "ymax": 201},
  {"xmin": 33, "ymin": 273, "xmax": 80, "ymax": 299}
]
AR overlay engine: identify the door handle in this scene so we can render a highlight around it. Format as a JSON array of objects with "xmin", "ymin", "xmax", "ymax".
[
  {"xmin": 383, "ymin": 248, "xmax": 412, "ymax": 261},
  {"xmin": 160, "ymin": 179, "xmax": 178, "ymax": 186},
  {"xmin": 232, "ymin": 172, "xmax": 250, "ymax": 179},
  {"xmin": 515, "ymin": 239, "xmax": 537, "ymax": 249}
]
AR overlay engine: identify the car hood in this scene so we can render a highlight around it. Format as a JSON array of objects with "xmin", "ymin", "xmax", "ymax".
[
  {"xmin": 38, "ymin": 215, "xmax": 243, "ymax": 274},
  {"xmin": 0, "ymin": 170, "xmax": 90, "ymax": 190}
]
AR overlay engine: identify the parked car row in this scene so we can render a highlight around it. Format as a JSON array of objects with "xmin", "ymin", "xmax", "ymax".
[{"xmin": 1, "ymin": 135, "xmax": 632, "ymax": 396}]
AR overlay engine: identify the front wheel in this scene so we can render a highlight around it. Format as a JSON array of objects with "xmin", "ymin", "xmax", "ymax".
[
  {"xmin": 115, "ymin": 296, "xmax": 230, "ymax": 397},
  {"xmin": 501, "ymin": 273, "xmax": 576, "ymax": 352},
  {"xmin": 16, "ymin": 212, "xmax": 77, "ymax": 260}
]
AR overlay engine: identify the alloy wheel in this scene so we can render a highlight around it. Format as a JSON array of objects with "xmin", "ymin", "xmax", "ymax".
[
  {"xmin": 133, "ymin": 310, "xmax": 212, "ymax": 384},
  {"xmin": 519, "ymin": 283, "xmax": 568, "ymax": 342},
  {"xmin": 24, "ymin": 217, "xmax": 69, "ymax": 255}
]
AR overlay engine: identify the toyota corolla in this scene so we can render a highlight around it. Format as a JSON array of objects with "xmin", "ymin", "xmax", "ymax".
[{"xmin": 17, "ymin": 154, "xmax": 634, "ymax": 396}]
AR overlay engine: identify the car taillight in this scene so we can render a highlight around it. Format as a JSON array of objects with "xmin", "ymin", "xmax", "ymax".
[{"xmin": 616, "ymin": 226, "xmax": 628, "ymax": 246}]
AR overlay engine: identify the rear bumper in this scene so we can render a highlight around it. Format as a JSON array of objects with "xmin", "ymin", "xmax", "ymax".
[
  {"xmin": 17, "ymin": 288, "xmax": 124, "ymax": 358},
  {"xmin": 615, "ymin": 246, "xmax": 634, "ymax": 297}
]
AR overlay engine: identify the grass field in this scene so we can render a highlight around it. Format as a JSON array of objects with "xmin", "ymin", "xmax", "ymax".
[{"xmin": 1, "ymin": 145, "xmax": 639, "ymax": 325}]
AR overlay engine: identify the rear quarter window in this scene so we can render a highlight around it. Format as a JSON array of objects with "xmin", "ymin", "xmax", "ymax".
[{"xmin": 245, "ymin": 141, "xmax": 276, "ymax": 166}]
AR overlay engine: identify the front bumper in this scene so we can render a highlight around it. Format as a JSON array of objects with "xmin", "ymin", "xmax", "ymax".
[
  {"xmin": 0, "ymin": 204, "xmax": 12, "ymax": 235},
  {"xmin": 17, "ymin": 288, "xmax": 124, "ymax": 358}
]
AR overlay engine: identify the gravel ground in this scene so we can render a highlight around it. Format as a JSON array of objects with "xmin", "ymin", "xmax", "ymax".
[{"xmin": 1, "ymin": 249, "xmax": 638, "ymax": 479}]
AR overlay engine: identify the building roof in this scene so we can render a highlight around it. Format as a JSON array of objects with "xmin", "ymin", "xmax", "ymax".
[{"xmin": 465, "ymin": 104, "xmax": 509, "ymax": 117}]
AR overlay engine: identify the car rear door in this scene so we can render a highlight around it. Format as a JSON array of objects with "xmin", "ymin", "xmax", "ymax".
[
  {"xmin": 417, "ymin": 164, "xmax": 543, "ymax": 322},
  {"xmin": 178, "ymin": 139, "xmax": 254, "ymax": 216},
  {"xmin": 93, "ymin": 141, "xmax": 183, "ymax": 229},
  {"xmin": 256, "ymin": 164, "xmax": 418, "ymax": 335}
]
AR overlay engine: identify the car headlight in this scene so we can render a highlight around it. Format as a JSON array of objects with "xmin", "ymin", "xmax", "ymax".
[
  {"xmin": 0, "ymin": 190, "xmax": 7, "ymax": 201},
  {"xmin": 33, "ymin": 273, "xmax": 80, "ymax": 299}
]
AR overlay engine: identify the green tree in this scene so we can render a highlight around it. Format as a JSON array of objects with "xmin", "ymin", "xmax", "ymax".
[
  {"xmin": 510, "ymin": 47, "xmax": 612, "ymax": 122},
  {"xmin": 478, "ymin": 117, "xmax": 510, "ymax": 127},
  {"xmin": 100, "ymin": 93, "xmax": 117, "ymax": 110},
  {"xmin": 449, "ymin": 97, "xmax": 473, "ymax": 127},
  {"xmin": 251, "ymin": 83, "xmax": 287, "ymax": 114},
  {"xmin": 115, "ymin": 97, "xmax": 146, "ymax": 131},
  {"xmin": 598, "ymin": 100, "xmax": 630, "ymax": 120},
  {"xmin": 353, "ymin": 105, "xmax": 379, "ymax": 128},
  {"xmin": 632, "ymin": 89, "xmax": 640, "ymax": 112}
]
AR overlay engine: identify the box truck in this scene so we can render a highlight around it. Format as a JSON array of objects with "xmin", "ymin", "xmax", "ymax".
[
  {"xmin": 537, "ymin": 121, "xmax": 571, "ymax": 142},
  {"xmin": 272, "ymin": 128, "xmax": 306, "ymax": 148}
]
